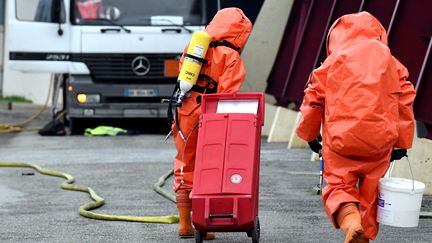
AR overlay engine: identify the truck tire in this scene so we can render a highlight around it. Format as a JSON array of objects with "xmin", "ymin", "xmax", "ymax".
[{"xmin": 69, "ymin": 118, "xmax": 85, "ymax": 135}]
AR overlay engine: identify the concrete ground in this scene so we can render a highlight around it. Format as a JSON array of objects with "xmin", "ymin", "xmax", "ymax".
[{"xmin": 0, "ymin": 105, "xmax": 431, "ymax": 243}]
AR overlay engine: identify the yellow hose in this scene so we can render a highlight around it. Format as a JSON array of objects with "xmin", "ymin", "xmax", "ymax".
[{"xmin": 0, "ymin": 162, "xmax": 179, "ymax": 224}]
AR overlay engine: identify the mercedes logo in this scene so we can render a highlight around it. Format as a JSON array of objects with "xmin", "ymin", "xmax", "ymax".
[{"xmin": 131, "ymin": 56, "xmax": 151, "ymax": 76}]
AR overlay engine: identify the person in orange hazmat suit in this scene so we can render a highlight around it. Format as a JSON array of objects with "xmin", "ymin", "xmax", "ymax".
[
  {"xmin": 75, "ymin": 0, "xmax": 105, "ymax": 20},
  {"xmin": 296, "ymin": 12, "xmax": 415, "ymax": 243},
  {"xmin": 172, "ymin": 8, "xmax": 252, "ymax": 239}
]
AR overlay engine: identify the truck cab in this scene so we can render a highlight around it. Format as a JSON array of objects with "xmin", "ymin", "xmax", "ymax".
[{"xmin": 6, "ymin": 0, "xmax": 211, "ymax": 133}]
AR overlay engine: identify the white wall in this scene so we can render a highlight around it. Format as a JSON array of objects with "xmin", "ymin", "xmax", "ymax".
[
  {"xmin": 2, "ymin": 70, "xmax": 51, "ymax": 104},
  {"xmin": 239, "ymin": 0, "xmax": 294, "ymax": 136},
  {"xmin": 241, "ymin": 0, "xmax": 294, "ymax": 104}
]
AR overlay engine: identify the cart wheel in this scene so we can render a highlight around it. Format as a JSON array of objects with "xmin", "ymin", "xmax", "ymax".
[
  {"xmin": 195, "ymin": 230, "xmax": 203, "ymax": 243},
  {"xmin": 251, "ymin": 216, "xmax": 260, "ymax": 243}
]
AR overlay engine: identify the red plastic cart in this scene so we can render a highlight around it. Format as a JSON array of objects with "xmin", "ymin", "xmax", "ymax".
[{"xmin": 192, "ymin": 92, "xmax": 264, "ymax": 243}]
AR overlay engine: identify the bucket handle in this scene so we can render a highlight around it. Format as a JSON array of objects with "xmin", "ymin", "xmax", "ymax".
[{"xmin": 389, "ymin": 155, "xmax": 415, "ymax": 193}]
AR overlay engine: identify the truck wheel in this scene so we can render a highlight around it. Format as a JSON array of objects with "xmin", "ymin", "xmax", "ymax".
[
  {"xmin": 251, "ymin": 216, "xmax": 260, "ymax": 243},
  {"xmin": 69, "ymin": 118, "xmax": 84, "ymax": 135},
  {"xmin": 195, "ymin": 230, "xmax": 203, "ymax": 243}
]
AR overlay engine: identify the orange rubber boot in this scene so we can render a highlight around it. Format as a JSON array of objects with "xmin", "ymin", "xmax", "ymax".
[
  {"xmin": 336, "ymin": 203, "xmax": 369, "ymax": 243},
  {"xmin": 203, "ymin": 232, "xmax": 215, "ymax": 241},
  {"xmin": 176, "ymin": 191, "xmax": 195, "ymax": 238}
]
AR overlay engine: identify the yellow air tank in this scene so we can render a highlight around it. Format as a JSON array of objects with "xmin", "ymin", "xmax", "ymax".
[{"xmin": 177, "ymin": 31, "xmax": 212, "ymax": 103}]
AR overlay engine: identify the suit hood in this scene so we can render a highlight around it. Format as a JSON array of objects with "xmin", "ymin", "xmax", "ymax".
[
  {"xmin": 327, "ymin": 11, "xmax": 388, "ymax": 55},
  {"xmin": 205, "ymin": 7, "xmax": 252, "ymax": 50}
]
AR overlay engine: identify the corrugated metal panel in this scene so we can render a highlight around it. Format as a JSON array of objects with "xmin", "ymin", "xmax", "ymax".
[{"xmin": 266, "ymin": 0, "xmax": 432, "ymax": 138}]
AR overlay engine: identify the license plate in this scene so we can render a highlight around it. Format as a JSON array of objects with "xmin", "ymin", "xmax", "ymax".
[{"xmin": 125, "ymin": 89, "xmax": 158, "ymax": 97}]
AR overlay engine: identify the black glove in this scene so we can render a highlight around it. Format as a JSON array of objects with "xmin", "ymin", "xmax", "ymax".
[
  {"xmin": 390, "ymin": 148, "xmax": 407, "ymax": 162},
  {"xmin": 308, "ymin": 137, "xmax": 322, "ymax": 154}
]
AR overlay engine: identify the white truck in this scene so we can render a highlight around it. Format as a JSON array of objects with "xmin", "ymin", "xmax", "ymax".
[{"xmin": 6, "ymin": 0, "xmax": 214, "ymax": 133}]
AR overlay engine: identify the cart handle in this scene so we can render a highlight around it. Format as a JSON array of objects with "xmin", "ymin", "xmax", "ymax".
[{"xmin": 209, "ymin": 214, "xmax": 233, "ymax": 218}]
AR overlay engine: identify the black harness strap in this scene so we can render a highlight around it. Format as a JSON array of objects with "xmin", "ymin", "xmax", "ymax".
[
  {"xmin": 167, "ymin": 82, "xmax": 179, "ymax": 126},
  {"xmin": 185, "ymin": 53, "xmax": 208, "ymax": 64},
  {"xmin": 209, "ymin": 40, "xmax": 240, "ymax": 52},
  {"xmin": 191, "ymin": 74, "xmax": 218, "ymax": 94}
]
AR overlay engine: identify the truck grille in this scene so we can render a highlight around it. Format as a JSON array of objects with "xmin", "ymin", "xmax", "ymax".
[{"xmin": 74, "ymin": 53, "xmax": 181, "ymax": 83}]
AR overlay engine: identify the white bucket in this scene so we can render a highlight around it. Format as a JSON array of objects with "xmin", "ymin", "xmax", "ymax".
[{"xmin": 377, "ymin": 177, "xmax": 425, "ymax": 227}]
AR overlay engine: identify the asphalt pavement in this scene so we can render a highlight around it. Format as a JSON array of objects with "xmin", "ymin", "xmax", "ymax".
[{"xmin": 0, "ymin": 105, "xmax": 431, "ymax": 243}]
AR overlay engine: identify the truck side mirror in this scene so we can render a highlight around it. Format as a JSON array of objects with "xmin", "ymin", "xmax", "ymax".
[{"xmin": 51, "ymin": 0, "xmax": 64, "ymax": 36}]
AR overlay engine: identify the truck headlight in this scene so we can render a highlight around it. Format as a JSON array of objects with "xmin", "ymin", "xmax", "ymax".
[{"xmin": 77, "ymin": 93, "xmax": 100, "ymax": 104}]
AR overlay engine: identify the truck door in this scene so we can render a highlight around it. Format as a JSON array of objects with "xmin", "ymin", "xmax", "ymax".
[{"xmin": 5, "ymin": 0, "xmax": 83, "ymax": 73}]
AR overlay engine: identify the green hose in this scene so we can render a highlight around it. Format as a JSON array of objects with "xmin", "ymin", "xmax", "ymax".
[
  {"xmin": 153, "ymin": 168, "xmax": 176, "ymax": 203},
  {"xmin": 420, "ymin": 212, "xmax": 432, "ymax": 219},
  {"xmin": 0, "ymin": 162, "xmax": 179, "ymax": 224},
  {"xmin": 3, "ymin": 161, "xmax": 430, "ymax": 222}
]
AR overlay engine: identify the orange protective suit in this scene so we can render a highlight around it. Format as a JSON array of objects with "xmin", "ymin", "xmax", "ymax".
[
  {"xmin": 173, "ymin": 8, "xmax": 252, "ymax": 192},
  {"xmin": 76, "ymin": 0, "xmax": 104, "ymax": 20},
  {"xmin": 296, "ymin": 12, "xmax": 415, "ymax": 240}
]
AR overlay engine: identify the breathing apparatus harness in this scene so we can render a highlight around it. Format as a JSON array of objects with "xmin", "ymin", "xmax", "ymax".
[
  {"xmin": 164, "ymin": 40, "xmax": 240, "ymax": 142},
  {"xmin": 209, "ymin": 40, "xmax": 240, "ymax": 51}
]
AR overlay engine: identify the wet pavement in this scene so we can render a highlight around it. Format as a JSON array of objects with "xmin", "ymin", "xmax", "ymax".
[{"xmin": 0, "ymin": 105, "xmax": 431, "ymax": 242}]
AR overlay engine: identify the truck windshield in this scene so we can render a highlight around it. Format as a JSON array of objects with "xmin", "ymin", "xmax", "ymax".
[{"xmin": 71, "ymin": 0, "xmax": 207, "ymax": 26}]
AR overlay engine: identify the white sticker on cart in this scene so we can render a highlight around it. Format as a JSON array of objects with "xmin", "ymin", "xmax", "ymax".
[
  {"xmin": 217, "ymin": 100, "xmax": 259, "ymax": 114},
  {"xmin": 230, "ymin": 174, "xmax": 243, "ymax": 184}
]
